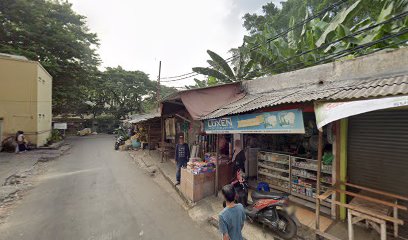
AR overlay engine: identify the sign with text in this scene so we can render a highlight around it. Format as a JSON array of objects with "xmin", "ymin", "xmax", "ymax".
[
  {"xmin": 204, "ymin": 109, "xmax": 305, "ymax": 134},
  {"xmin": 315, "ymin": 95, "xmax": 408, "ymax": 129},
  {"xmin": 53, "ymin": 122, "xmax": 67, "ymax": 130}
]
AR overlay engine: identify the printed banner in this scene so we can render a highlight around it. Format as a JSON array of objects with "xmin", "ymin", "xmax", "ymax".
[
  {"xmin": 315, "ymin": 95, "xmax": 408, "ymax": 129},
  {"xmin": 204, "ymin": 109, "xmax": 305, "ymax": 134}
]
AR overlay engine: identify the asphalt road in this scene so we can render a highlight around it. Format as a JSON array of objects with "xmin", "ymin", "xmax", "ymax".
[{"xmin": 0, "ymin": 135, "xmax": 216, "ymax": 240}]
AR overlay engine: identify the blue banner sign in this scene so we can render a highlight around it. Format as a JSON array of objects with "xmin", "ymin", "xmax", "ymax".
[{"xmin": 204, "ymin": 109, "xmax": 305, "ymax": 134}]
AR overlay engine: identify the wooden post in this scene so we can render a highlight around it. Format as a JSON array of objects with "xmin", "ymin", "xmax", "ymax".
[
  {"xmin": 340, "ymin": 119, "xmax": 348, "ymax": 220},
  {"xmin": 315, "ymin": 130, "xmax": 323, "ymax": 236},
  {"xmin": 161, "ymin": 116, "xmax": 165, "ymax": 162},
  {"xmin": 394, "ymin": 200, "xmax": 399, "ymax": 238},
  {"xmin": 348, "ymin": 210, "xmax": 354, "ymax": 240},
  {"xmin": 148, "ymin": 123, "xmax": 151, "ymax": 155},
  {"xmin": 157, "ymin": 61, "xmax": 161, "ymax": 109},
  {"xmin": 334, "ymin": 120, "xmax": 341, "ymax": 219},
  {"xmin": 215, "ymin": 134, "xmax": 219, "ymax": 197}
]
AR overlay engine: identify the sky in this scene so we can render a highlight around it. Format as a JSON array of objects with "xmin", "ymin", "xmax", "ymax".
[{"xmin": 67, "ymin": 0, "xmax": 280, "ymax": 88}]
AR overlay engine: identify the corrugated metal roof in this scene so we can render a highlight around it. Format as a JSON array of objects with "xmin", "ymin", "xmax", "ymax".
[
  {"xmin": 161, "ymin": 82, "xmax": 240, "ymax": 102},
  {"xmin": 128, "ymin": 112, "xmax": 160, "ymax": 124},
  {"xmin": 201, "ymin": 74, "xmax": 408, "ymax": 119}
]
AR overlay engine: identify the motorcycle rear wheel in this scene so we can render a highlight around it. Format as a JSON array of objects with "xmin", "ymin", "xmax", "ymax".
[{"xmin": 273, "ymin": 211, "xmax": 297, "ymax": 239}]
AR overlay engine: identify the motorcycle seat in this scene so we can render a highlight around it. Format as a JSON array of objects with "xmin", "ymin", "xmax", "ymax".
[{"xmin": 251, "ymin": 190, "xmax": 288, "ymax": 200}]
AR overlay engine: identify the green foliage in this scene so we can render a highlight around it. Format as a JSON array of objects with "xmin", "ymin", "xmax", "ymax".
[
  {"xmin": 0, "ymin": 0, "xmax": 100, "ymax": 115},
  {"xmin": 192, "ymin": 49, "xmax": 260, "ymax": 84},
  {"xmin": 206, "ymin": 50, "xmax": 236, "ymax": 80},
  {"xmin": 142, "ymin": 84, "xmax": 178, "ymax": 112},
  {"xmin": 100, "ymin": 66, "xmax": 155, "ymax": 119},
  {"xmin": 185, "ymin": 76, "xmax": 220, "ymax": 89},
  {"xmin": 47, "ymin": 129, "xmax": 63, "ymax": 144},
  {"xmin": 240, "ymin": 0, "xmax": 408, "ymax": 76},
  {"xmin": 90, "ymin": 115, "xmax": 120, "ymax": 133},
  {"xmin": 316, "ymin": 0, "xmax": 362, "ymax": 47},
  {"xmin": 192, "ymin": 67, "xmax": 230, "ymax": 82}
]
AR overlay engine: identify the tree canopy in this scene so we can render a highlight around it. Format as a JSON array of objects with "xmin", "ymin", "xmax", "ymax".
[
  {"xmin": 0, "ymin": 0, "xmax": 173, "ymax": 117},
  {"xmin": 194, "ymin": 0, "xmax": 408, "ymax": 83},
  {"xmin": 0, "ymin": 0, "xmax": 100, "ymax": 115}
]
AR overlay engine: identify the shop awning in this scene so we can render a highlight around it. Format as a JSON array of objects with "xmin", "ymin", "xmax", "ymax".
[
  {"xmin": 179, "ymin": 83, "xmax": 245, "ymax": 120},
  {"xmin": 314, "ymin": 95, "xmax": 408, "ymax": 129}
]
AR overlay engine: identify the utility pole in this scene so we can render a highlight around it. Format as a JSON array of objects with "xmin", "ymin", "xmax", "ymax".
[{"xmin": 157, "ymin": 61, "xmax": 162, "ymax": 111}]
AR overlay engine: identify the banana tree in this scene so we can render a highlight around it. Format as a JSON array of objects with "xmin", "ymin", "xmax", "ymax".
[
  {"xmin": 184, "ymin": 76, "xmax": 219, "ymax": 89},
  {"xmin": 241, "ymin": 0, "xmax": 408, "ymax": 76},
  {"xmin": 192, "ymin": 50, "xmax": 260, "ymax": 83}
]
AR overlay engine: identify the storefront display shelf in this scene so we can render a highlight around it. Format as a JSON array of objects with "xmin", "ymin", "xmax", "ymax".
[
  {"xmin": 292, "ymin": 174, "xmax": 332, "ymax": 185},
  {"xmin": 291, "ymin": 182, "xmax": 330, "ymax": 190},
  {"xmin": 291, "ymin": 157, "xmax": 332, "ymax": 173},
  {"xmin": 258, "ymin": 163, "xmax": 289, "ymax": 173},
  {"xmin": 258, "ymin": 152, "xmax": 291, "ymax": 165},
  {"xmin": 261, "ymin": 159, "xmax": 289, "ymax": 165},
  {"xmin": 290, "ymin": 192, "xmax": 331, "ymax": 208},
  {"xmin": 291, "ymin": 165, "xmax": 332, "ymax": 174},
  {"xmin": 269, "ymin": 184, "xmax": 290, "ymax": 193},
  {"xmin": 258, "ymin": 171, "xmax": 289, "ymax": 181}
]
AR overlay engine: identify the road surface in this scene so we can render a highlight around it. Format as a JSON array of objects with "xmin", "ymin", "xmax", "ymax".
[{"xmin": 0, "ymin": 135, "xmax": 216, "ymax": 240}]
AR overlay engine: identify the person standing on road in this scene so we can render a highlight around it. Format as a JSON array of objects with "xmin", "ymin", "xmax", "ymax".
[
  {"xmin": 175, "ymin": 135, "xmax": 190, "ymax": 185},
  {"xmin": 219, "ymin": 184, "xmax": 246, "ymax": 240}
]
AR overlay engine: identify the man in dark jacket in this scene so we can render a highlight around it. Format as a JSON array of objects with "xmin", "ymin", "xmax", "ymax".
[{"xmin": 175, "ymin": 135, "xmax": 190, "ymax": 185}]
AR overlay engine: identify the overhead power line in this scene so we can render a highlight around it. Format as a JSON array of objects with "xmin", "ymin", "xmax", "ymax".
[
  {"xmin": 259, "ymin": 26, "xmax": 408, "ymax": 75},
  {"xmin": 256, "ymin": 11, "xmax": 408, "ymax": 75},
  {"xmin": 223, "ymin": 0, "xmax": 349, "ymax": 63},
  {"xmin": 159, "ymin": 0, "xmax": 349, "ymax": 82},
  {"xmin": 161, "ymin": 73, "xmax": 200, "ymax": 82},
  {"xmin": 160, "ymin": 72, "xmax": 197, "ymax": 80}
]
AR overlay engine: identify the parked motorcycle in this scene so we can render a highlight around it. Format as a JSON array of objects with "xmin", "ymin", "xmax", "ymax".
[
  {"xmin": 224, "ymin": 171, "xmax": 298, "ymax": 239},
  {"xmin": 114, "ymin": 135, "xmax": 125, "ymax": 150},
  {"xmin": 114, "ymin": 127, "xmax": 128, "ymax": 150}
]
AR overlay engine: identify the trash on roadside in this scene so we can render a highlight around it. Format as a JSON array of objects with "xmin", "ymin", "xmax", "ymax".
[{"xmin": 77, "ymin": 128, "xmax": 92, "ymax": 136}]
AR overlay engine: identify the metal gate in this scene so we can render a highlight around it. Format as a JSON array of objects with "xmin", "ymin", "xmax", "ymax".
[{"xmin": 348, "ymin": 109, "xmax": 408, "ymax": 237}]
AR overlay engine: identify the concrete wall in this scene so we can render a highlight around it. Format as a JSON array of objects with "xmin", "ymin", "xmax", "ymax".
[
  {"xmin": 0, "ymin": 56, "xmax": 52, "ymax": 146},
  {"xmin": 245, "ymin": 47, "xmax": 408, "ymax": 94},
  {"xmin": 36, "ymin": 65, "xmax": 53, "ymax": 146}
]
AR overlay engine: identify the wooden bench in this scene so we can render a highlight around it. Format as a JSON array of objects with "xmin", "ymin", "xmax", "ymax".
[{"xmin": 316, "ymin": 182, "xmax": 408, "ymax": 240}]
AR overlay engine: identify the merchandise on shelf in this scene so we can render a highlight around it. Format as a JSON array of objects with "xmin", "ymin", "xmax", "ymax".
[
  {"xmin": 186, "ymin": 157, "xmax": 216, "ymax": 175},
  {"xmin": 258, "ymin": 152, "xmax": 289, "ymax": 164},
  {"xmin": 259, "ymin": 175, "xmax": 290, "ymax": 190},
  {"xmin": 291, "ymin": 157, "xmax": 333, "ymax": 173},
  {"xmin": 257, "ymin": 151, "xmax": 334, "ymax": 204}
]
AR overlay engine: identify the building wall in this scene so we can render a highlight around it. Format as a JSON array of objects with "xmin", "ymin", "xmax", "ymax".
[
  {"xmin": 36, "ymin": 65, "xmax": 52, "ymax": 146},
  {"xmin": 0, "ymin": 57, "xmax": 52, "ymax": 146}
]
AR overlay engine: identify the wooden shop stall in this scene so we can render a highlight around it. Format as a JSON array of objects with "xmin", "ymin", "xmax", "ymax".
[
  {"xmin": 203, "ymin": 105, "xmax": 336, "ymax": 213},
  {"xmin": 128, "ymin": 113, "xmax": 161, "ymax": 150},
  {"xmin": 160, "ymin": 83, "xmax": 245, "ymax": 202},
  {"xmin": 180, "ymin": 130, "xmax": 234, "ymax": 202}
]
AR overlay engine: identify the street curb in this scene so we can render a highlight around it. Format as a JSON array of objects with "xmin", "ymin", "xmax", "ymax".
[
  {"xmin": 155, "ymin": 166, "xmax": 195, "ymax": 209},
  {"xmin": 38, "ymin": 140, "xmax": 65, "ymax": 150},
  {"xmin": 129, "ymin": 152, "xmax": 195, "ymax": 209}
]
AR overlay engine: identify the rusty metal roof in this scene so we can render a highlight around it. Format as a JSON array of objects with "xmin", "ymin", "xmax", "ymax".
[
  {"xmin": 128, "ymin": 112, "xmax": 160, "ymax": 124},
  {"xmin": 201, "ymin": 74, "xmax": 408, "ymax": 119}
]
